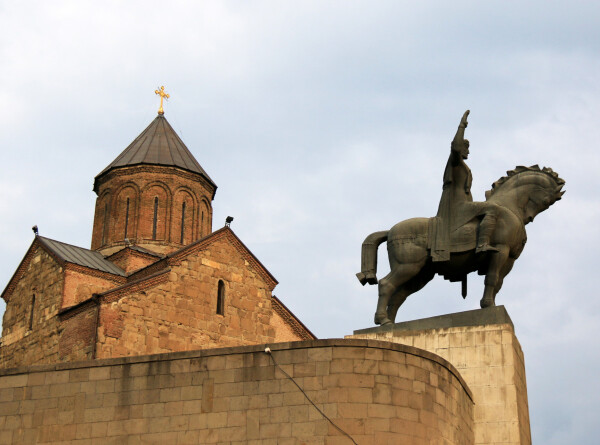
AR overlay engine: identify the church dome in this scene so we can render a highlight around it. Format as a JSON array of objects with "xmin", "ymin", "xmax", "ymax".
[{"xmin": 91, "ymin": 113, "xmax": 217, "ymax": 256}]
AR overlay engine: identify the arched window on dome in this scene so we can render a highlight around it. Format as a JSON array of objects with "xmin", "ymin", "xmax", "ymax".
[
  {"xmin": 152, "ymin": 197, "xmax": 159, "ymax": 240},
  {"xmin": 180, "ymin": 202, "xmax": 186, "ymax": 244},
  {"xmin": 217, "ymin": 280, "xmax": 225, "ymax": 316},
  {"xmin": 102, "ymin": 203, "xmax": 109, "ymax": 246},
  {"xmin": 141, "ymin": 185, "xmax": 168, "ymax": 241},
  {"xmin": 113, "ymin": 185, "xmax": 138, "ymax": 245},
  {"xmin": 201, "ymin": 211, "xmax": 204, "ymax": 238},
  {"xmin": 200, "ymin": 199, "xmax": 211, "ymax": 237},
  {"xmin": 124, "ymin": 198, "xmax": 130, "ymax": 239}
]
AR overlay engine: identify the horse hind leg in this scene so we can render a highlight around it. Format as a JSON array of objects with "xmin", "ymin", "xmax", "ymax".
[
  {"xmin": 375, "ymin": 262, "xmax": 425, "ymax": 326},
  {"xmin": 386, "ymin": 267, "xmax": 435, "ymax": 323}
]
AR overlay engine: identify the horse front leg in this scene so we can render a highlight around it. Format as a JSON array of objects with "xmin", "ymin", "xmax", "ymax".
[{"xmin": 481, "ymin": 245, "xmax": 510, "ymax": 308}]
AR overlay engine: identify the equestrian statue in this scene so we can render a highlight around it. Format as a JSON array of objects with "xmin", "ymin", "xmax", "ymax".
[{"xmin": 356, "ymin": 110, "xmax": 565, "ymax": 325}]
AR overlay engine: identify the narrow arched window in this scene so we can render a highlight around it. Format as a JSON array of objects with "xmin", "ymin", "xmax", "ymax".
[
  {"xmin": 102, "ymin": 203, "xmax": 109, "ymax": 245},
  {"xmin": 180, "ymin": 202, "xmax": 186, "ymax": 244},
  {"xmin": 217, "ymin": 280, "xmax": 225, "ymax": 315},
  {"xmin": 201, "ymin": 211, "xmax": 205, "ymax": 237},
  {"xmin": 124, "ymin": 197, "xmax": 130, "ymax": 239},
  {"xmin": 152, "ymin": 197, "xmax": 159, "ymax": 240},
  {"xmin": 28, "ymin": 294, "xmax": 36, "ymax": 330}
]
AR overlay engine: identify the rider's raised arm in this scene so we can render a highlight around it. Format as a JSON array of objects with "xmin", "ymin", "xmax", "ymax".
[{"xmin": 451, "ymin": 110, "xmax": 470, "ymax": 155}]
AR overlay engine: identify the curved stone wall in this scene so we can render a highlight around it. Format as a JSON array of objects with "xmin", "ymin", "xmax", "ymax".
[{"xmin": 0, "ymin": 339, "xmax": 473, "ymax": 444}]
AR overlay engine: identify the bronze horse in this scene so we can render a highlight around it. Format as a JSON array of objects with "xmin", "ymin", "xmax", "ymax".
[{"xmin": 357, "ymin": 165, "xmax": 565, "ymax": 325}]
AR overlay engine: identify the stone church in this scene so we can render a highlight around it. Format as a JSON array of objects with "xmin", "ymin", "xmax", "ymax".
[{"xmin": 0, "ymin": 109, "xmax": 315, "ymax": 369}]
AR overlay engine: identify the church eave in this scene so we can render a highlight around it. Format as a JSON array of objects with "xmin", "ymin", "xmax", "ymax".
[
  {"xmin": 272, "ymin": 295, "xmax": 317, "ymax": 340},
  {"xmin": 93, "ymin": 163, "xmax": 217, "ymax": 198}
]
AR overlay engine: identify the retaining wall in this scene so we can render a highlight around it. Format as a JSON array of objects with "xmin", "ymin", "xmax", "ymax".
[{"xmin": 0, "ymin": 339, "xmax": 473, "ymax": 444}]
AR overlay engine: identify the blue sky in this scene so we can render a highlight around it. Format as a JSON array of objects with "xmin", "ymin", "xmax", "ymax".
[{"xmin": 1, "ymin": 1, "xmax": 599, "ymax": 442}]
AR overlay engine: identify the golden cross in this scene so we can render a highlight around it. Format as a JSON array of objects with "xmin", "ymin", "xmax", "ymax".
[{"xmin": 154, "ymin": 86, "xmax": 170, "ymax": 115}]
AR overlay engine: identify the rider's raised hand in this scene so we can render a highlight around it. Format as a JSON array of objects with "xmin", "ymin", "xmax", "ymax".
[{"xmin": 460, "ymin": 110, "xmax": 470, "ymax": 128}]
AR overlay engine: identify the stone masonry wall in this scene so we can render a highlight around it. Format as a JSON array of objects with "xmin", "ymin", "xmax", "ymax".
[
  {"xmin": 0, "ymin": 247, "xmax": 64, "ymax": 369},
  {"xmin": 351, "ymin": 319, "xmax": 531, "ymax": 445},
  {"xmin": 0, "ymin": 339, "xmax": 474, "ymax": 444},
  {"xmin": 96, "ymin": 237, "xmax": 278, "ymax": 359},
  {"xmin": 62, "ymin": 268, "xmax": 124, "ymax": 308},
  {"xmin": 270, "ymin": 310, "xmax": 301, "ymax": 343},
  {"xmin": 58, "ymin": 302, "xmax": 98, "ymax": 363}
]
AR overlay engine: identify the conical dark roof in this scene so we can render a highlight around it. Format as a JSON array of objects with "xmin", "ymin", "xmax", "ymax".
[{"xmin": 94, "ymin": 115, "xmax": 216, "ymax": 192}]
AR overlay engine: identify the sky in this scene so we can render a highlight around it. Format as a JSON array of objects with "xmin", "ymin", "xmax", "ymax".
[{"xmin": 1, "ymin": 1, "xmax": 599, "ymax": 442}]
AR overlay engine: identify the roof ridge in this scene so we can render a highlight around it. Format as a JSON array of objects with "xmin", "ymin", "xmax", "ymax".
[
  {"xmin": 163, "ymin": 118, "xmax": 204, "ymax": 173},
  {"xmin": 37, "ymin": 235, "xmax": 95, "ymax": 252},
  {"xmin": 37, "ymin": 236, "xmax": 126, "ymax": 276},
  {"xmin": 161, "ymin": 117, "xmax": 177, "ymax": 166}
]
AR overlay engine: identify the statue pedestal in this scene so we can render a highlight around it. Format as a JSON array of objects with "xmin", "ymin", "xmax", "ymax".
[{"xmin": 347, "ymin": 306, "xmax": 531, "ymax": 445}]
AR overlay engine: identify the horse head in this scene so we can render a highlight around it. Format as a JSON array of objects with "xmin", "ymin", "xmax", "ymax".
[{"xmin": 485, "ymin": 165, "xmax": 565, "ymax": 224}]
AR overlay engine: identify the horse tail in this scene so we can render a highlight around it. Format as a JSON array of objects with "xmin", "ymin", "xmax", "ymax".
[{"xmin": 356, "ymin": 230, "xmax": 389, "ymax": 286}]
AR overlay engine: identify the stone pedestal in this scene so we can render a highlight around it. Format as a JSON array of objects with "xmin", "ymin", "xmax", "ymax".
[{"xmin": 348, "ymin": 306, "xmax": 531, "ymax": 445}]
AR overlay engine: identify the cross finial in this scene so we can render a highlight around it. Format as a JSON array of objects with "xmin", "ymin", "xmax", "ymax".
[{"xmin": 154, "ymin": 86, "xmax": 170, "ymax": 115}]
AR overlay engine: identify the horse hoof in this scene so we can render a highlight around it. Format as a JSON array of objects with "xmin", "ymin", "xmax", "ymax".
[
  {"xmin": 374, "ymin": 312, "xmax": 393, "ymax": 326},
  {"xmin": 476, "ymin": 244, "xmax": 500, "ymax": 254},
  {"xmin": 356, "ymin": 272, "xmax": 368, "ymax": 286},
  {"xmin": 357, "ymin": 271, "xmax": 378, "ymax": 286},
  {"xmin": 480, "ymin": 298, "xmax": 495, "ymax": 308}
]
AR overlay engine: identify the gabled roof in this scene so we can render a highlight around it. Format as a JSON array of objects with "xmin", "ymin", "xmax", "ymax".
[
  {"xmin": 94, "ymin": 114, "xmax": 216, "ymax": 192},
  {"xmin": 37, "ymin": 237, "xmax": 126, "ymax": 276},
  {"xmin": 2, "ymin": 236, "xmax": 126, "ymax": 302}
]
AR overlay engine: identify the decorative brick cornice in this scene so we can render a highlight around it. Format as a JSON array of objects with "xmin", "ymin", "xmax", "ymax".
[
  {"xmin": 95, "ymin": 165, "xmax": 216, "ymax": 198},
  {"xmin": 64, "ymin": 263, "xmax": 126, "ymax": 285},
  {"xmin": 1, "ymin": 240, "xmax": 40, "ymax": 302},
  {"xmin": 99, "ymin": 269, "xmax": 171, "ymax": 304},
  {"xmin": 126, "ymin": 258, "xmax": 169, "ymax": 282},
  {"xmin": 166, "ymin": 227, "xmax": 278, "ymax": 291},
  {"xmin": 106, "ymin": 246, "xmax": 163, "ymax": 264},
  {"xmin": 271, "ymin": 295, "xmax": 317, "ymax": 341},
  {"xmin": 59, "ymin": 296, "xmax": 99, "ymax": 321},
  {"xmin": 223, "ymin": 231, "xmax": 279, "ymax": 291}
]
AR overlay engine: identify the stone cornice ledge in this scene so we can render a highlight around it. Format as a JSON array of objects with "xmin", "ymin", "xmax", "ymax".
[{"xmin": 0, "ymin": 338, "xmax": 472, "ymax": 401}]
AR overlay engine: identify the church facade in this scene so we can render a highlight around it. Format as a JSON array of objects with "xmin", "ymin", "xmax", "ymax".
[{"xmin": 0, "ymin": 112, "xmax": 314, "ymax": 369}]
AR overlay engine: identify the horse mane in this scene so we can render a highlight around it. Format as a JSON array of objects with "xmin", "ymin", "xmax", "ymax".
[{"xmin": 485, "ymin": 165, "xmax": 566, "ymax": 200}]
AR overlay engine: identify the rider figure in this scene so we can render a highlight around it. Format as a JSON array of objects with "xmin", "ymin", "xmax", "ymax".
[{"xmin": 436, "ymin": 110, "xmax": 500, "ymax": 257}]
